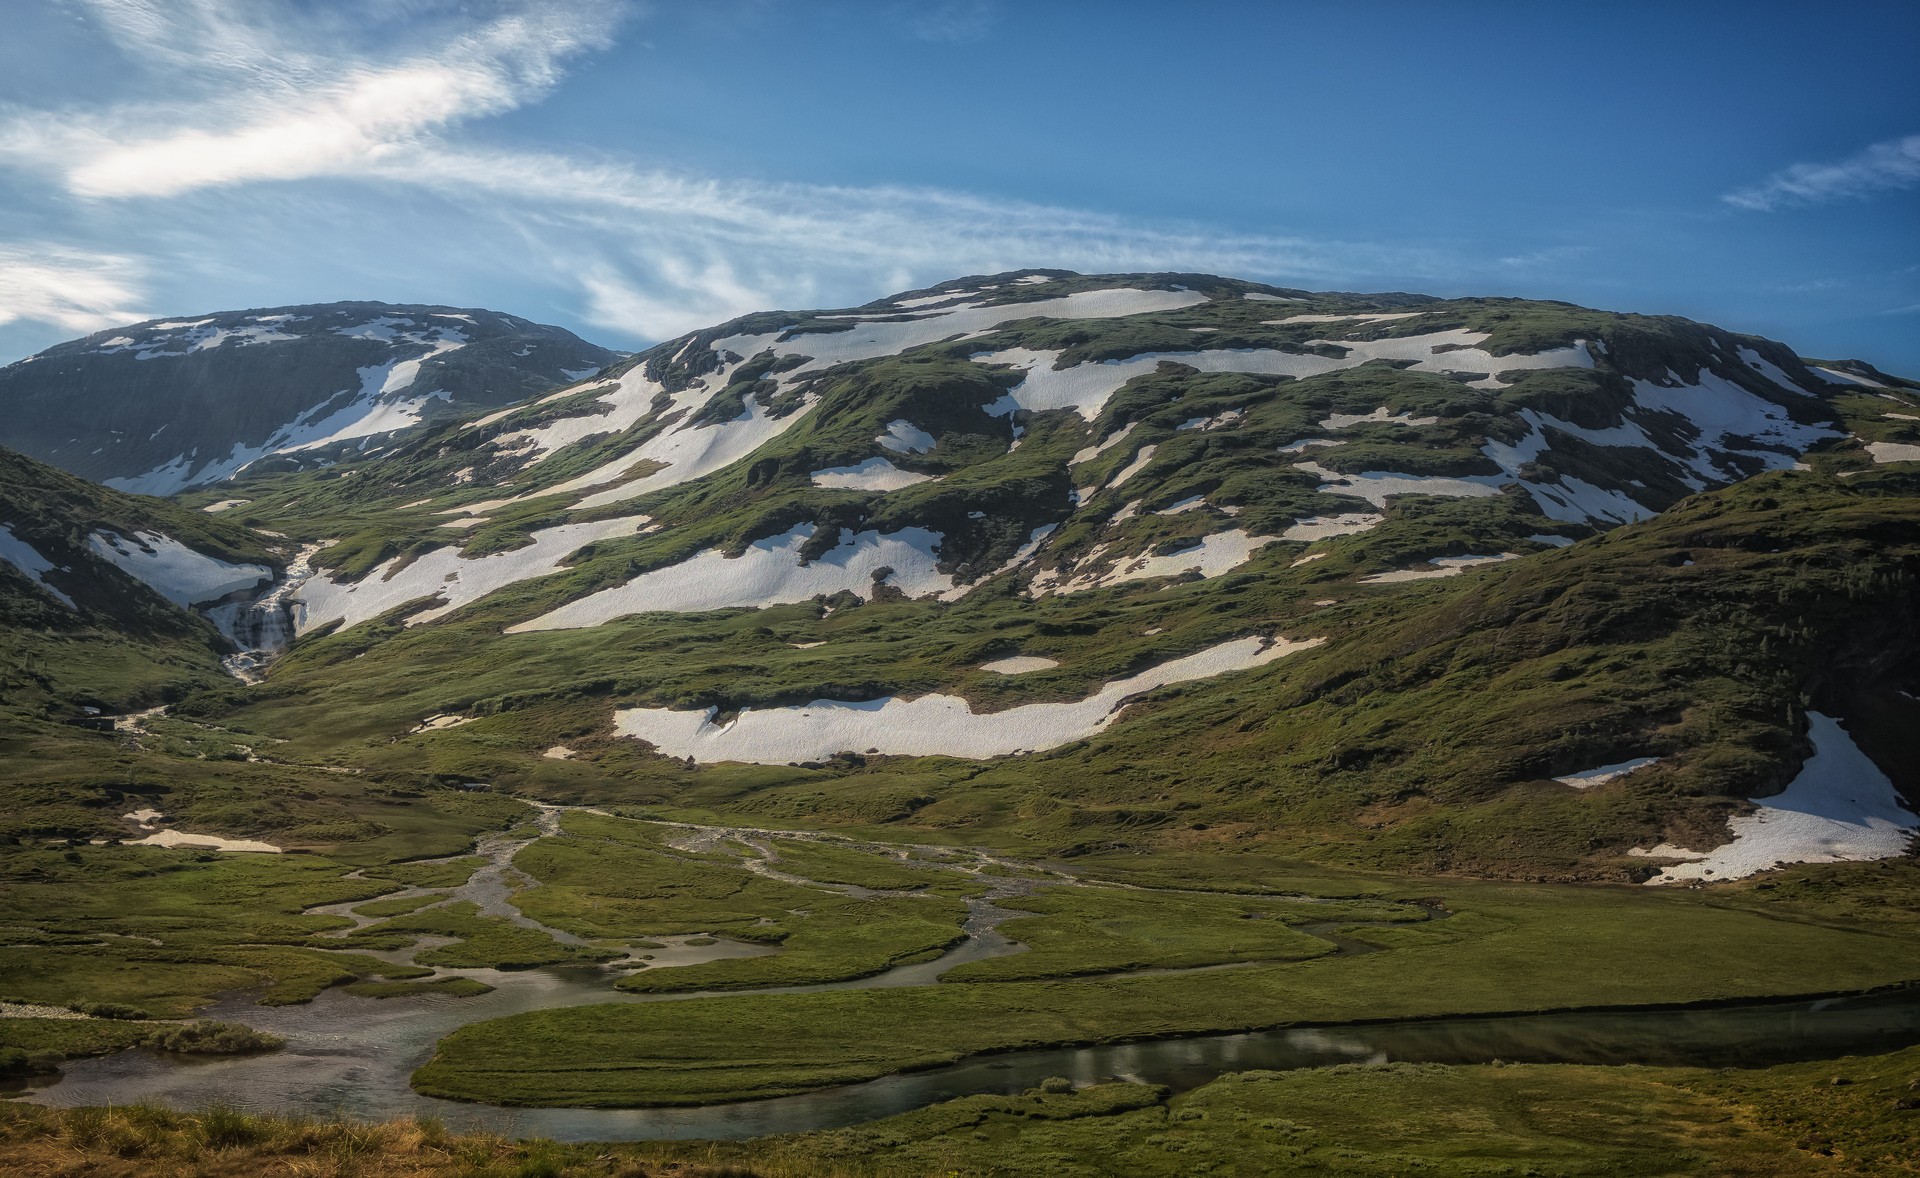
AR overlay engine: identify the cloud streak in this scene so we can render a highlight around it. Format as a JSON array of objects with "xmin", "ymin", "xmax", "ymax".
[
  {"xmin": 0, "ymin": 243, "xmax": 149, "ymax": 334},
  {"xmin": 7, "ymin": 0, "xmax": 620, "ymax": 199},
  {"xmin": 0, "ymin": 0, "xmax": 1560, "ymax": 346},
  {"xmin": 362, "ymin": 144, "xmax": 1445, "ymax": 336},
  {"xmin": 1724, "ymin": 134, "xmax": 1920, "ymax": 212}
]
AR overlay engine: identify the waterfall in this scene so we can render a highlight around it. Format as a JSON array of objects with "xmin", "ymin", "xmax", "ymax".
[{"xmin": 202, "ymin": 543, "xmax": 322, "ymax": 683}]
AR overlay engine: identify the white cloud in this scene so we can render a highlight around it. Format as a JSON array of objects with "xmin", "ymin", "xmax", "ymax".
[
  {"xmin": 1724, "ymin": 134, "xmax": 1920, "ymax": 212},
  {"xmin": 0, "ymin": 1, "xmax": 1563, "ymax": 348},
  {"xmin": 347, "ymin": 143, "xmax": 1414, "ymax": 336},
  {"xmin": 3, "ymin": 0, "xmax": 622, "ymax": 199},
  {"xmin": 0, "ymin": 243, "xmax": 149, "ymax": 333}
]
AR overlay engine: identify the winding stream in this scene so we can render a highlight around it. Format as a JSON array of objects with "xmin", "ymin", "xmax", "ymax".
[{"xmin": 16, "ymin": 806, "xmax": 1920, "ymax": 1142}]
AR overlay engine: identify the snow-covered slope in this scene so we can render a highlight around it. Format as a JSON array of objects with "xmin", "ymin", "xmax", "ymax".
[
  {"xmin": 208, "ymin": 272, "xmax": 1918, "ymax": 646},
  {"xmin": 8, "ymin": 272, "xmax": 1918, "ymax": 887},
  {"xmin": 0, "ymin": 303, "xmax": 618, "ymax": 494}
]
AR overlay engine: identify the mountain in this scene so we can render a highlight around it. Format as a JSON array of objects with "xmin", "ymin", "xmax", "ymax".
[
  {"xmin": 4, "ymin": 273, "xmax": 1920, "ymax": 1144},
  {"xmin": 0, "ymin": 302, "xmax": 619, "ymax": 495},
  {"xmin": 38, "ymin": 268, "xmax": 1898, "ymax": 881}
]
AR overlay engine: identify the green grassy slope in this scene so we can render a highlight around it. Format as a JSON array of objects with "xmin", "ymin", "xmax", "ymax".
[{"xmin": 181, "ymin": 467, "xmax": 1919, "ymax": 880}]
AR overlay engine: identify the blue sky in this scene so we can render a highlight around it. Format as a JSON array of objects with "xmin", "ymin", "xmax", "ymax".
[{"xmin": 1, "ymin": 0, "xmax": 1916, "ymax": 369}]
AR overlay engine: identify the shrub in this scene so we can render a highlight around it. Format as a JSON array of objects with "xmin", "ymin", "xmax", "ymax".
[{"xmin": 140, "ymin": 1021, "xmax": 283, "ymax": 1055}]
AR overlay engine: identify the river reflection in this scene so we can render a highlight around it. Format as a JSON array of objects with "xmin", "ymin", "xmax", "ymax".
[{"xmin": 21, "ymin": 985, "xmax": 1920, "ymax": 1143}]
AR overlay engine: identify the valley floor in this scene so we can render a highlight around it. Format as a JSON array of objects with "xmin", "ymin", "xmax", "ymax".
[
  {"xmin": 3, "ymin": 1046, "xmax": 1917, "ymax": 1176},
  {"xmin": 3, "ymin": 799, "xmax": 1918, "ymax": 1176}
]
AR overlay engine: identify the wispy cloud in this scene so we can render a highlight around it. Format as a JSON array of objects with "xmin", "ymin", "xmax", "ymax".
[
  {"xmin": 1724, "ymin": 134, "xmax": 1920, "ymax": 212},
  {"xmin": 2, "ymin": 0, "xmax": 622, "ymax": 199},
  {"xmin": 374, "ymin": 144, "xmax": 1453, "ymax": 336},
  {"xmin": 0, "ymin": 0, "xmax": 1555, "ymax": 345},
  {"xmin": 0, "ymin": 243, "xmax": 149, "ymax": 334}
]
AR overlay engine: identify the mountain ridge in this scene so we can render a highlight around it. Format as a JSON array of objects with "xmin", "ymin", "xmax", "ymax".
[
  {"xmin": 1, "ymin": 270, "xmax": 1916, "ymax": 884},
  {"xmin": 0, "ymin": 301, "xmax": 619, "ymax": 495}
]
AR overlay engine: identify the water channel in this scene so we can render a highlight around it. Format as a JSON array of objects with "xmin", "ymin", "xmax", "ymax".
[{"xmin": 14, "ymin": 805, "xmax": 1920, "ymax": 1142}]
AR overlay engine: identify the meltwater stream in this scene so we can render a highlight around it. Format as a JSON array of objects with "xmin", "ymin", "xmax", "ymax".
[{"xmin": 23, "ymin": 985, "xmax": 1920, "ymax": 1142}]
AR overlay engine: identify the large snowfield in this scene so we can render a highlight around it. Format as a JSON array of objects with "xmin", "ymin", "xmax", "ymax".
[{"xmin": 614, "ymin": 635, "xmax": 1324, "ymax": 762}]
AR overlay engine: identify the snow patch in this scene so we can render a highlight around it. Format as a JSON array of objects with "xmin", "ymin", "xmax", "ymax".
[
  {"xmin": 1177, "ymin": 408, "xmax": 1246, "ymax": 432},
  {"xmin": 979, "ymin": 656, "xmax": 1060, "ymax": 674},
  {"xmin": 1533, "ymin": 477, "xmax": 1653, "ymax": 525},
  {"xmin": 1295, "ymin": 461, "xmax": 1507, "ymax": 509},
  {"xmin": 491, "ymin": 372, "xmax": 658, "ymax": 461},
  {"xmin": 1360, "ymin": 554, "xmax": 1519, "ymax": 584},
  {"xmin": 1636, "ymin": 714, "xmax": 1917, "ymax": 883},
  {"xmin": 939, "ymin": 524, "xmax": 1057, "ymax": 600},
  {"xmin": 1555, "ymin": 757, "xmax": 1658, "ymax": 788},
  {"xmin": 0, "ymin": 526, "xmax": 75, "ymax": 608},
  {"xmin": 974, "ymin": 329, "xmax": 1590, "ymax": 426},
  {"xmin": 103, "ymin": 320, "xmax": 472, "ymax": 494},
  {"xmin": 293, "ymin": 516, "xmax": 649, "ymax": 634},
  {"xmin": 1867, "ymin": 441, "xmax": 1920, "ymax": 464},
  {"xmin": 810, "ymin": 457, "xmax": 936, "ymax": 491},
  {"xmin": 615, "ymin": 635, "xmax": 1323, "ymax": 763},
  {"xmin": 130, "ymin": 829, "xmax": 281, "ymax": 854},
  {"xmin": 1281, "ymin": 513, "xmax": 1384, "ymax": 542},
  {"xmin": 1735, "ymin": 346, "xmax": 1818, "ymax": 399},
  {"xmin": 508, "ymin": 525, "xmax": 951, "ymax": 631},
  {"xmin": 569, "ymin": 392, "xmax": 812, "ymax": 510},
  {"xmin": 1630, "ymin": 370, "xmax": 1839, "ymax": 485},
  {"xmin": 1268, "ymin": 311, "xmax": 1429, "ymax": 325},
  {"xmin": 1811, "ymin": 365, "xmax": 1886, "ymax": 389},
  {"xmin": 1035, "ymin": 529, "xmax": 1276, "ymax": 594},
  {"xmin": 95, "ymin": 319, "xmax": 298, "ymax": 360},
  {"xmin": 87, "ymin": 531, "xmax": 270, "ymax": 607},
  {"xmin": 877, "ymin": 420, "xmax": 937, "ymax": 455},
  {"xmin": 1318, "ymin": 406, "xmax": 1439, "ymax": 430},
  {"xmin": 1069, "ymin": 422, "xmax": 1138, "ymax": 465},
  {"xmin": 1107, "ymin": 444, "xmax": 1159, "ymax": 488},
  {"xmin": 411, "ymin": 714, "xmax": 474, "ymax": 734},
  {"xmin": 711, "ymin": 287, "xmax": 1210, "ymax": 380}
]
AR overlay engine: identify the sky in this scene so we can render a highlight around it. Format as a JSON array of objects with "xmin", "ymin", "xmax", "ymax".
[{"xmin": 1, "ymin": 0, "xmax": 1916, "ymax": 370}]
